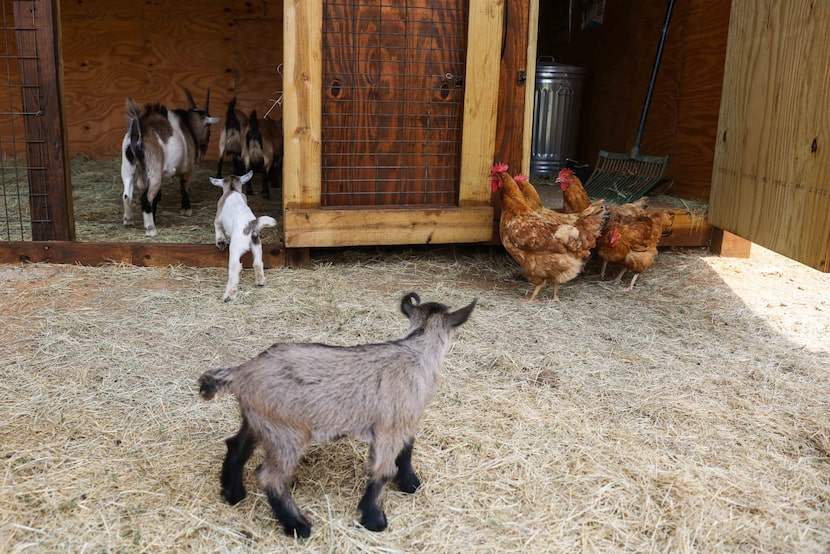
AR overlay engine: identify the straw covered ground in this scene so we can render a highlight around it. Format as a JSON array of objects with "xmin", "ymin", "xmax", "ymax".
[
  {"xmin": 68, "ymin": 157, "xmax": 282, "ymax": 244},
  {"xmin": 1, "ymin": 241, "xmax": 829, "ymax": 552}
]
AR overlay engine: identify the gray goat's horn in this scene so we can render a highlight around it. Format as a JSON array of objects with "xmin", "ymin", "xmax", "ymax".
[
  {"xmin": 182, "ymin": 86, "xmax": 197, "ymax": 110},
  {"xmin": 204, "ymin": 87, "xmax": 211, "ymax": 112}
]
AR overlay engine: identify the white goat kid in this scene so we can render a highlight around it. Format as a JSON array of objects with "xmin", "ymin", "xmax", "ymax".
[{"xmin": 210, "ymin": 170, "xmax": 277, "ymax": 301}]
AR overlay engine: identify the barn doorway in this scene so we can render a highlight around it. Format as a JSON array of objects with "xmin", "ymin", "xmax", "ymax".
[{"xmin": 320, "ymin": 0, "xmax": 468, "ymax": 207}]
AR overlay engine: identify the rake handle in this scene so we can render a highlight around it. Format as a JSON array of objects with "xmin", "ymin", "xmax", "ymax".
[{"xmin": 632, "ymin": 0, "xmax": 675, "ymax": 156}]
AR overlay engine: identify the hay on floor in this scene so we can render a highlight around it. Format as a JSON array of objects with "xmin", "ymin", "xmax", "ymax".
[{"xmin": 1, "ymin": 241, "xmax": 829, "ymax": 552}]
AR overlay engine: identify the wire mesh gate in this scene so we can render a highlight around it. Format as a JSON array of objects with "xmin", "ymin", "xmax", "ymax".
[{"xmin": 0, "ymin": 0, "xmax": 72, "ymax": 242}]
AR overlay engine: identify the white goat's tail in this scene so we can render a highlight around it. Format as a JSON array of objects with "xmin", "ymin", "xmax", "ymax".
[
  {"xmin": 198, "ymin": 366, "xmax": 237, "ymax": 399},
  {"xmin": 257, "ymin": 216, "xmax": 277, "ymax": 231},
  {"xmin": 248, "ymin": 216, "xmax": 277, "ymax": 244}
]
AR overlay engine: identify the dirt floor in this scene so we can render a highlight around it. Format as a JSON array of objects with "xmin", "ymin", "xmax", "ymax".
[{"xmin": 1, "ymin": 240, "xmax": 828, "ymax": 552}]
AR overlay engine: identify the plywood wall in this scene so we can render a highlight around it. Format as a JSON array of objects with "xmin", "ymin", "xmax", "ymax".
[
  {"xmin": 59, "ymin": 0, "xmax": 284, "ymax": 161},
  {"xmin": 709, "ymin": 1, "xmax": 830, "ymax": 272},
  {"xmin": 537, "ymin": 0, "xmax": 730, "ymax": 201}
]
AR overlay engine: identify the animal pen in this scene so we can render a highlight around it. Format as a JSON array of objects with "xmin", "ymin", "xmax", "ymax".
[
  {"xmin": 0, "ymin": 0, "xmax": 739, "ymax": 271},
  {"xmin": 1, "ymin": 1, "xmax": 830, "ymax": 552}
]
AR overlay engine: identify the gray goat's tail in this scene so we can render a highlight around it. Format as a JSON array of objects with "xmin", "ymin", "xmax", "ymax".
[{"xmin": 198, "ymin": 366, "xmax": 236, "ymax": 400}]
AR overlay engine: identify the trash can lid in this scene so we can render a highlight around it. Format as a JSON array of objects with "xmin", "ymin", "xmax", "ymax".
[{"xmin": 536, "ymin": 57, "xmax": 587, "ymax": 74}]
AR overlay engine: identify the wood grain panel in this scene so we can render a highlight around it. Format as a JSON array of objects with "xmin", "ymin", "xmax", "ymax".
[
  {"xmin": 284, "ymin": 206, "xmax": 493, "ymax": 248},
  {"xmin": 709, "ymin": 0, "xmax": 830, "ymax": 271},
  {"xmin": 58, "ymin": 0, "xmax": 282, "ymax": 161}
]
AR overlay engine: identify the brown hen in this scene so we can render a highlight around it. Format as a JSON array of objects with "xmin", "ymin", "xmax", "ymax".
[{"xmin": 491, "ymin": 164, "xmax": 608, "ymax": 301}]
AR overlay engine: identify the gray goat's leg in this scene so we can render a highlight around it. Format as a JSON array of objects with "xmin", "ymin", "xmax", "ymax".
[
  {"xmin": 258, "ymin": 435, "xmax": 310, "ymax": 538},
  {"xmin": 220, "ymin": 417, "xmax": 257, "ymax": 505},
  {"xmin": 394, "ymin": 437, "xmax": 421, "ymax": 494},
  {"xmin": 359, "ymin": 435, "xmax": 403, "ymax": 532}
]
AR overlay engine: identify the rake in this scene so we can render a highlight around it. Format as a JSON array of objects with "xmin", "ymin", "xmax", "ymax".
[{"xmin": 584, "ymin": 0, "xmax": 675, "ymax": 204}]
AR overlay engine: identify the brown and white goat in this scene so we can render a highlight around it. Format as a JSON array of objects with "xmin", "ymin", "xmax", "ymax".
[
  {"xmin": 242, "ymin": 110, "xmax": 283, "ymax": 199},
  {"xmin": 215, "ymin": 96, "xmax": 248, "ymax": 178},
  {"xmin": 121, "ymin": 87, "xmax": 220, "ymax": 237},
  {"xmin": 198, "ymin": 293, "xmax": 476, "ymax": 537},
  {"xmin": 209, "ymin": 170, "xmax": 277, "ymax": 302}
]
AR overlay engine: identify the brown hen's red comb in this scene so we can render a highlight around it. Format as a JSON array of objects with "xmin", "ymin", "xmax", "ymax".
[
  {"xmin": 491, "ymin": 162, "xmax": 508, "ymax": 175},
  {"xmin": 558, "ymin": 167, "xmax": 575, "ymax": 177},
  {"xmin": 514, "ymin": 174, "xmax": 529, "ymax": 181}
]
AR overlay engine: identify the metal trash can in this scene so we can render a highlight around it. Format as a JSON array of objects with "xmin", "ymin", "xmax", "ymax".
[{"xmin": 530, "ymin": 58, "xmax": 587, "ymax": 176}]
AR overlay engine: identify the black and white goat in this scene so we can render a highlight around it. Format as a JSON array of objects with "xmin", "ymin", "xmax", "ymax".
[
  {"xmin": 198, "ymin": 292, "xmax": 476, "ymax": 537},
  {"xmin": 121, "ymin": 88, "xmax": 220, "ymax": 237},
  {"xmin": 242, "ymin": 110, "xmax": 283, "ymax": 199},
  {"xmin": 210, "ymin": 170, "xmax": 277, "ymax": 301}
]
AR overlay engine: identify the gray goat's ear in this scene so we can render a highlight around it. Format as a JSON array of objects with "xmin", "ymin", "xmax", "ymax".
[
  {"xmin": 209, "ymin": 176, "xmax": 225, "ymax": 188},
  {"xmin": 401, "ymin": 292, "xmax": 420, "ymax": 317},
  {"xmin": 182, "ymin": 86, "xmax": 197, "ymax": 110},
  {"xmin": 447, "ymin": 298, "xmax": 476, "ymax": 328}
]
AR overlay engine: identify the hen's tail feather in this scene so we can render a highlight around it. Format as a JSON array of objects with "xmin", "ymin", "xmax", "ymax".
[{"xmin": 198, "ymin": 366, "xmax": 236, "ymax": 400}]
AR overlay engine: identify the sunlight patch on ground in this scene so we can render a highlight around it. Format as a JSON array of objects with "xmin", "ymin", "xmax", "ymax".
[{"xmin": 702, "ymin": 244, "xmax": 830, "ymax": 354}]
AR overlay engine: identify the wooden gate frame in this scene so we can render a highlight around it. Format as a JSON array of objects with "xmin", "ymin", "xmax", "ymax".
[{"xmin": 281, "ymin": 1, "xmax": 502, "ymax": 248}]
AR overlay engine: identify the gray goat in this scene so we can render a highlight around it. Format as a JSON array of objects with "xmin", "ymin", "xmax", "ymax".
[
  {"xmin": 198, "ymin": 293, "xmax": 476, "ymax": 537},
  {"xmin": 120, "ymin": 87, "xmax": 220, "ymax": 237}
]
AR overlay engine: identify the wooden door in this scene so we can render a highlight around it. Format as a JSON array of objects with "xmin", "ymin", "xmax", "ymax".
[
  {"xmin": 282, "ymin": 1, "xmax": 502, "ymax": 249},
  {"xmin": 320, "ymin": 0, "xmax": 467, "ymax": 207},
  {"xmin": 709, "ymin": 0, "xmax": 830, "ymax": 272}
]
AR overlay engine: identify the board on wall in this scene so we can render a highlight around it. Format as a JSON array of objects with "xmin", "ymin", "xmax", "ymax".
[{"xmin": 708, "ymin": 0, "xmax": 830, "ymax": 272}]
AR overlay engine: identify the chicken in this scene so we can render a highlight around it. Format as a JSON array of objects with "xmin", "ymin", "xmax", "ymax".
[
  {"xmin": 555, "ymin": 167, "xmax": 674, "ymax": 289},
  {"xmin": 513, "ymin": 174, "xmax": 546, "ymax": 212},
  {"xmin": 556, "ymin": 167, "xmax": 592, "ymax": 214},
  {"xmin": 491, "ymin": 164, "xmax": 609, "ymax": 301},
  {"xmin": 597, "ymin": 209, "xmax": 674, "ymax": 290}
]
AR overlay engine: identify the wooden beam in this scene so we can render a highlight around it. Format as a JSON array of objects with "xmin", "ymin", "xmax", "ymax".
[
  {"xmin": 282, "ymin": 0, "xmax": 322, "ymax": 210},
  {"xmin": 0, "ymin": 242, "xmax": 285, "ymax": 268},
  {"xmin": 284, "ymin": 207, "xmax": 494, "ymax": 248},
  {"xmin": 13, "ymin": 0, "xmax": 74, "ymax": 241},
  {"xmin": 492, "ymin": 0, "xmax": 533, "ymax": 173},
  {"xmin": 656, "ymin": 209, "xmax": 712, "ymax": 248},
  {"xmin": 458, "ymin": 0, "xmax": 505, "ymax": 207},
  {"xmin": 709, "ymin": 228, "xmax": 752, "ymax": 258}
]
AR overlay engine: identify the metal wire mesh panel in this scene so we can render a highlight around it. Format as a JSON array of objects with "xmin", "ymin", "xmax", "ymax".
[
  {"xmin": 0, "ymin": 0, "xmax": 71, "ymax": 242},
  {"xmin": 1, "ymin": 1, "xmax": 33, "ymax": 240},
  {"xmin": 321, "ymin": 0, "xmax": 468, "ymax": 207}
]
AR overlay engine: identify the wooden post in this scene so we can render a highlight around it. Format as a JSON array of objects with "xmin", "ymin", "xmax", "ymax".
[
  {"xmin": 13, "ymin": 0, "xmax": 74, "ymax": 241},
  {"xmin": 710, "ymin": 227, "xmax": 752, "ymax": 258}
]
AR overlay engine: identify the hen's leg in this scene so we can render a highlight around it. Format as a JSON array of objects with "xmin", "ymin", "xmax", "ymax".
[
  {"xmin": 626, "ymin": 274, "xmax": 640, "ymax": 291},
  {"xmin": 612, "ymin": 268, "xmax": 627, "ymax": 286},
  {"xmin": 551, "ymin": 280, "xmax": 560, "ymax": 302},
  {"xmin": 528, "ymin": 281, "xmax": 546, "ymax": 302},
  {"xmin": 599, "ymin": 260, "xmax": 608, "ymax": 279}
]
